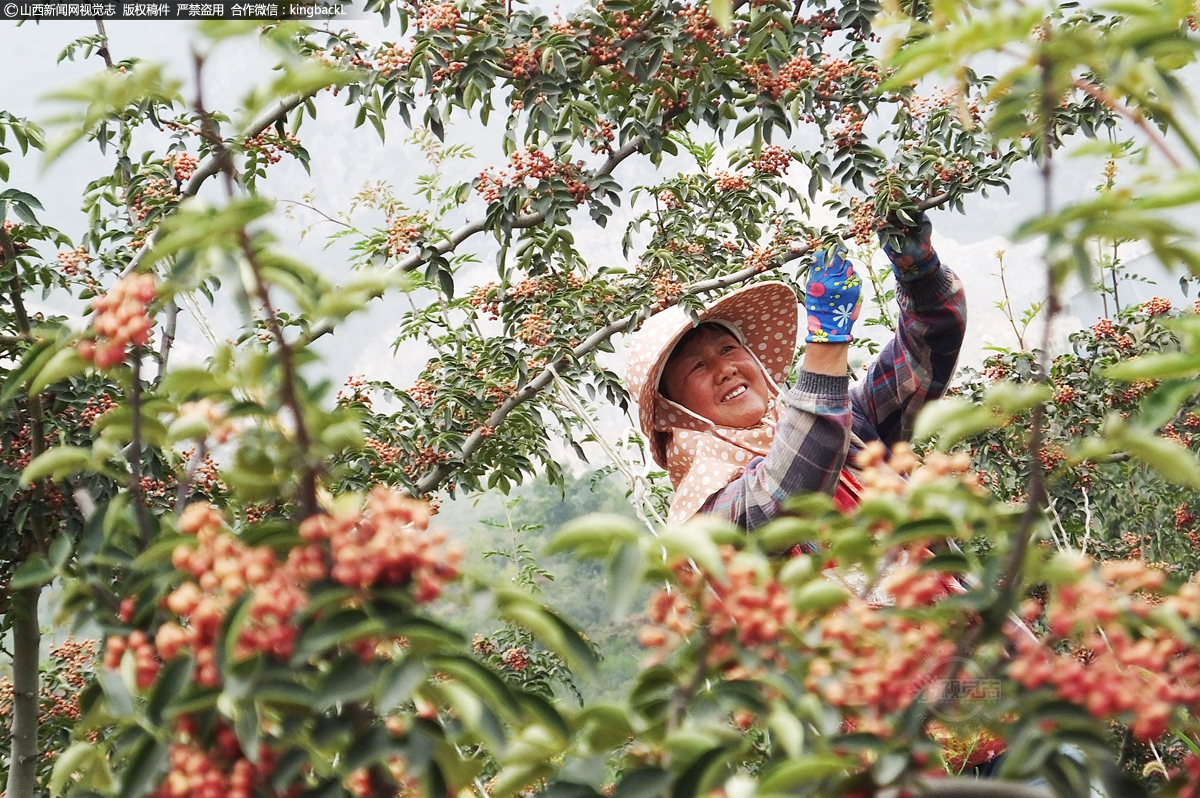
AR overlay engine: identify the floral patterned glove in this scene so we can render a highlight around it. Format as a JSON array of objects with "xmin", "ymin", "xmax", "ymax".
[
  {"xmin": 879, "ymin": 212, "xmax": 940, "ymax": 283},
  {"xmin": 805, "ymin": 244, "xmax": 863, "ymax": 343}
]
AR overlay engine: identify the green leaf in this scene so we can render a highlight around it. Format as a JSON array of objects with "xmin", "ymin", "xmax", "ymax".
[
  {"xmin": 1106, "ymin": 353, "xmax": 1200, "ymax": 381},
  {"xmin": 496, "ymin": 591, "xmax": 597, "ymax": 678},
  {"xmin": 10, "ymin": 554, "xmax": 54, "ymax": 589},
  {"xmin": 0, "ymin": 339, "xmax": 55, "ymax": 406},
  {"xmin": 234, "ymin": 700, "xmax": 261, "ymax": 763},
  {"xmin": 49, "ymin": 742, "xmax": 103, "ymax": 796},
  {"xmin": 766, "ymin": 706, "xmax": 805, "ymax": 759},
  {"xmin": 576, "ymin": 704, "xmax": 635, "ymax": 751},
  {"xmin": 612, "ymin": 768, "xmax": 672, "ymax": 798},
  {"xmin": 96, "ymin": 668, "xmax": 134, "ymax": 719},
  {"xmin": 28, "ymin": 345, "xmax": 86, "ymax": 396},
  {"xmin": 757, "ymin": 755, "xmax": 853, "ymax": 793},
  {"xmin": 316, "ymin": 655, "xmax": 373, "ymax": 708},
  {"xmin": 545, "ymin": 513, "xmax": 642, "ymax": 558},
  {"xmin": 293, "ymin": 608, "xmax": 385, "ymax": 662},
  {"xmin": 20, "ymin": 444, "xmax": 93, "ymax": 484},
  {"xmin": 758, "ymin": 517, "xmax": 820, "ymax": 553},
  {"xmin": 658, "ymin": 520, "xmax": 729, "ymax": 582},
  {"xmin": 791, "ymin": 579, "xmax": 850, "ymax": 614},
  {"xmin": 147, "ymin": 656, "xmax": 194, "ymax": 725},
  {"xmin": 377, "ymin": 658, "xmax": 428, "ymax": 711},
  {"xmin": 1139, "ymin": 380, "xmax": 1200, "ymax": 431},
  {"xmin": 118, "ymin": 737, "xmax": 168, "ymax": 798},
  {"xmin": 606, "ymin": 541, "xmax": 644, "ymax": 620},
  {"xmin": 709, "ymin": 0, "xmax": 732, "ymax": 31},
  {"xmin": 913, "ymin": 398, "xmax": 1001, "ymax": 450},
  {"xmin": 428, "ymin": 654, "xmax": 521, "ymax": 720},
  {"xmin": 1120, "ymin": 428, "xmax": 1200, "ymax": 488}
]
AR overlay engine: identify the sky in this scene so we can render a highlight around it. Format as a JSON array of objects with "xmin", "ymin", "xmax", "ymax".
[{"xmin": 2, "ymin": 17, "xmax": 1193, "ymax": 475}]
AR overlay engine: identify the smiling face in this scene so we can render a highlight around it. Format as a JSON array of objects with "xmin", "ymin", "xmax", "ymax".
[{"xmin": 659, "ymin": 323, "xmax": 772, "ymax": 428}]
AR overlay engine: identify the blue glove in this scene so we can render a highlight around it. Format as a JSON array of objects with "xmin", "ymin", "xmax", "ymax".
[
  {"xmin": 878, "ymin": 212, "xmax": 940, "ymax": 283},
  {"xmin": 805, "ymin": 244, "xmax": 863, "ymax": 343}
]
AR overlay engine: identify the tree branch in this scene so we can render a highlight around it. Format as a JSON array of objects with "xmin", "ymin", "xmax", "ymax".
[
  {"xmin": 128, "ymin": 353, "xmax": 154, "ymax": 546},
  {"xmin": 123, "ymin": 93, "xmax": 312, "ymax": 275},
  {"xmin": 392, "ymin": 134, "xmax": 648, "ymax": 275},
  {"xmin": 239, "ymin": 231, "xmax": 319, "ymax": 518},
  {"xmin": 1, "ymin": 200, "xmax": 48, "ymax": 798},
  {"xmin": 189, "ymin": 52, "xmax": 319, "ymax": 520},
  {"xmin": 1072, "ymin": 78, "xmax": 1183, "ymax": 170},
  {"xmin": 156, "ymin": 299, "xmax": 178, "ymax": 384}
]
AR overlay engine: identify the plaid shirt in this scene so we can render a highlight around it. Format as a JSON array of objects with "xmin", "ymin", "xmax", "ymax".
[{"xmin": 699, "ymin": 262, "xmax": 967, "ymax": 529}]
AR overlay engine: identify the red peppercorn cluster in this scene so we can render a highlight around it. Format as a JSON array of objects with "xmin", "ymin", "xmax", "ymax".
[
  {"xmin": 150, "ymin": 720, "xmax": 280, "ymax": 798},
  {"xmin": 1052, "ymin": 383, "xmax": 1075, "ymax": 404},
  {"xmin": 518, "ymin": 311, "xmax": 552, "ymax": 348},
  {"xmin": 713, "ymin": 169, "xmax": 749, "ymax": 192},
  {"xmin": 1162, "ymin": 424, "xmax": 1193, "ymax": 448},
  {"xmin": 807, "ymin": 594, "xmax": 959, "ymax": 735},
  {"xmin": 476, "ymin": 150, "xmax": 592, "ymax": 205},
  {"xmin": 299, "ymin": 485, "xmax": 462, "ymax": 599},
  {"xmin": 104, "ymin": 630, "xmax": 161, "ymax": 689},
  {"xmin": 831, "ymin": 109, "xmax": 866, "ymax": 150},
  {"xmin": 128, "ymin": 177, "xmax": 178, "ymax": 221},
  {"xmin": 750, "ymin": 145, "xmax": 792, "ymax": 176},
  {"xmin": 373, "ymin": 43, "xmax": 413, "ymax": 73},
  {"xmin": 848, "ymin": 197, "xmax": 877, "ymax": 244},
  {"xmin": 78, "ymin": 272, "xmax": 157, "ymax": 369},
  {"xmin": 744, "ymin": 242, "xmax": 781, "ymax": 273},
  {"xmin": 163, "ymin": 503, "xmax": 323, "ymax": 685},
  {"xmin": 743, "ymin": 53, "xmax": 815, "ymax": 100},
  {"xmin": 406, "ymin": 377, "xmax": 438, "ymax": 408},
  {"xmin": 505, "ymin": 39, "xmax": 542, "ymax": 78},
  {"xmin": 469, "ymin": 282, "xmax": 501, "ymax": 319},
  {"xmin": 0, "ymin": 639, "xmax": 97, "ymax": 728},
  {"xmin": 1142, "ymin": 296, "xmax": 1172, "ymax": 315},
  {"xmin": 399, "ymin": 437, "xmax": 452, "ymax": 482},
  {"xmin": 244, "ymin": 130, "xmax": 301, "ymax": 165},
  {"xmin": 500, "ymin": 647, "xmax": 529, "ymax": 672},
  {"xmin": 179, "ymin": 398, "xmax": 236, "ymax": 444},
  {"xmin": 1008, "ymin": 556, "xmax": 1200, "ymax": 742},
  {"xmin": 171, "ymin": 152, "xmax": 199, "ymax": 183},
  {"xmin": 1091, "ymin": 317, "xmax": 1116, "ymax": 338},
  {"xmin": 365, "ymin": 437, "xmax": 402, "ymax": 466},
  {"xmin": 1177, "ymin": 502, "xmax": 1196, "ymax": 531},
  {"xmin": 640, "ymin": 545, "xmax": 797, "ymax": 675},
  {"xmin": 56, "ymin": 244, "xmax": 90, "ymax": 277},
  {"xmin": 651, "ymin": 273, "xmax": 683, "ymax": 305},
  {"xmin": 385, "ymin": 212, "xmax": 428, "ymax": 257},
  {"xmin": 415, "ymin": 2, "xmax": 459, "ymax": 29},
  {"xmin": 928, "ymin": 722, "xmax": 1005, "ymax": 771},
  {"xmin": 582, "ymin": 119, "xmax": 616, "ymax": 153},
  {"xmin": 337, "ymin": 374, "xmax": 373, "ymax": 407},
  {"xmin": 854, "ymin": 440, "xmax": 981, "ymax": 495}
]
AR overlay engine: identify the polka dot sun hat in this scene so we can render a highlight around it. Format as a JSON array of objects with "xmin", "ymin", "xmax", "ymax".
[{"xmin": 625, "ymin": 281, "xmax": 800, "ymax": 469}]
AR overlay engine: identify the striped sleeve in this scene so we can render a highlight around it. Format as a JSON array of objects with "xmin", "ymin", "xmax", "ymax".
[{"xmin": 698, "ymin": 371, "xmax": 851, "ymax": 530}]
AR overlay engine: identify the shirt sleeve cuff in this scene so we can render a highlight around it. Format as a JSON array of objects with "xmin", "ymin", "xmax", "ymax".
[
  {"xmin": 897, "ymin": 264, "xmax": 954, "ymax": 308},
  {"xmin": 793, "ymin": 370, "xmax": 851, "ymax": 397}
]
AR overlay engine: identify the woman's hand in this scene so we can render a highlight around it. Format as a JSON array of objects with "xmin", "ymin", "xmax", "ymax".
[
  {"xmin": 804, "ymin": 244, "xmax": 863, "ymax": 344},
  {"xmin": 879, "ymin": 212, "xmax": 940, "ymax": 283}
]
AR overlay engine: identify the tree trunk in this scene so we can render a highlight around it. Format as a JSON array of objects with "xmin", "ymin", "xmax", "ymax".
[{"xmin": 6, "ymin": 586, "xmax": 41, "ymax": 798}]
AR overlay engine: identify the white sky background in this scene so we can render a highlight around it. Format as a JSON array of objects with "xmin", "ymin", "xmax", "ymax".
[{"xmin": 2, "ymin": 17, "xmax": 1195, "ymax": 475}]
